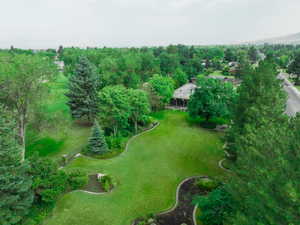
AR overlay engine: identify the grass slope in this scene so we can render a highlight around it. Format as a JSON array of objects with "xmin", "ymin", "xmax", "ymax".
[
  {"xmin": 43, "ymin": 111, "xmax": 224, "ymax": 225},
  {"xmin": 26, "ymin": 73, "xmax": 90, "ymax": 159}
]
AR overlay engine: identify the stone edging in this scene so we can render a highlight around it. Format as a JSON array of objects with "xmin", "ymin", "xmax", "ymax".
[
  {"xmin": 73, "ymin": 120, "xmax": 230, "ymax": 225},
  {"xmin": 193, "ymin": 204, "xmax": 198, "ymax": 225},
  {"xmin": 157, "ymin": 176, "xmax": 208, "ymax": 216},
  {"xmin": 218, "ymin": 158, "xmax": 232, "ymax": 173},
  {"xmin": 131, "ymin": 176, "xmax": 208, "ymax": 225},
  {"xmin": 131, "ymin": 152, "xmax": 230, "ymax": 225},
  {"xmin": 74, "ymin": 122, "xmax": 160, "ymax": 195},
  {"xmin": 78, "ymin": 122, "xmax": 160, "ymax": 162},
  {"xmin": 72, "ymin": 190, "xmax": 108, "ymax": 195},
  {"xmin": 123, "ymin": 122, "xmax": 160, "ymax": 157}
]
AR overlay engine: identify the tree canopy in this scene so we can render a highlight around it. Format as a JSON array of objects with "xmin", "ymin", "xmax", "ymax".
[
  {"xmin": 188, "ymin": 77, "xmax": 236, "ymax": 121},
  {"xmin": 225, "ymin": 59, "xmax": 286, "ymax": 157},
  {"xmin": 0, "ymin": 53, "xmax": 57, "ymax": 160},
  {"xmin": 0, "ymin": 105, "xmax": 33, "ymax": 225},
  {"xmin": 148, "ymin": 74, "xmax": 175, "ymax": 107}
]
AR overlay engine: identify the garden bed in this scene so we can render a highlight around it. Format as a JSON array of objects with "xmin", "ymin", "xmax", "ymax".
[
  {"xmin": 81, "ymin": 174, "xmax": 105, "ymax": 193},
  {"xmin": 133, "ymin": 177, "xmax": 210, "ymax": 225}
]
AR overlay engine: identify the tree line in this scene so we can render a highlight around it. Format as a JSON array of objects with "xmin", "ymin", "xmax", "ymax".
[{"xmin": 194, "ymin": 57, "xmax": 300, "ymax": 225}]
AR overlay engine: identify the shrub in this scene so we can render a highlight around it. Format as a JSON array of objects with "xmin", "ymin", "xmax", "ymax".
[
  {"xmin": 136, "ymin": 214, "xmax": 157, "ymax": 225},
  {"xmin": 193, "ymin": 186, "xmax": 233, "ymax": 225},
  {"xmin": 195, "ymin": 178, "xmax": 220, "ymax": 191},
  {"xmin": 29, "ymin": 156, "xmax": 68, "ymax": 204},
  {"xmin": 105, "ymin": 135, "xmax": 123, "ymax": 149},
  {"xmin": 142, "ymin": 116, "xmax": 156, "ymax": 128},
  {"xmin": 67, "ymin": 170, "xmax": 88, "ymax": 190},
  {"xmin": 200, "ymin": 121, "xmax": 218, "ymax": 129},
  {"xmin": 102, "ymin": 177, "xmax": 111, "ymax": 192},
  {"xmin": 98, "ymin": 175, "xmax": 116, "ymax": 192}
]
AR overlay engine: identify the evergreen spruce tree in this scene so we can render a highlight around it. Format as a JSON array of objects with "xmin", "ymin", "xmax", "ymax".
[
  {"xmin": 87, "ymin": 120, "xmax": 109, "ymax": 155},
  {"xmin": 0, "ymin": 105, "xmax": 33, "ymax": 225},
  {"xmin": 65, "ymin": 56, "xmax": 98, "ymax": 121}
]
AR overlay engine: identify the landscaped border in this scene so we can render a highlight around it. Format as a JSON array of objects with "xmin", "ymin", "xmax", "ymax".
[
  {"xmin": 131, "ymin": 155, "xmax": 229, "ymax": 224},
  {"xmin": 73, "ymin": 122, "xmax": 161, "ymax": 195},
  {"xmin": 156, "ymin": 176, "xmax": 208, "ymax": 216},
  {"xmin": 131, "ymin": 176, "xmax": 208, "ymax": 225},
  {"xmin": 64, "ymin": 117, "xmax": 229, "ymax": 224},
  {"xmin": 193, "ymin": 204, "xmax": 198, "ymax": 225}
]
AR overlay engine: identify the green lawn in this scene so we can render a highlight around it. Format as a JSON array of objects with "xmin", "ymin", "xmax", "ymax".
[
  {"xmin": 25, "ymin": 73, "xmax": 90, "ymax": 159},
  {"xmin": 210, "ymin": 70, "xmax": 223, "ymax": 76},
  {"xmin": 43, "ymin": 111, "xmax": 224, "ymax": 225},
  {"xmin": 208, "ymin": 71, "xmax": 235, "ymax": 79}
]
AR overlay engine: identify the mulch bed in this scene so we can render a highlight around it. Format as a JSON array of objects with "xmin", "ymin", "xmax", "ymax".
[
  {"xmin": 133, "ymin": 177, "xmax": 208, "ymax": 225},
  {"xmin": 81, "ymin": 174, "xmax": 105, "ymax": 193}
]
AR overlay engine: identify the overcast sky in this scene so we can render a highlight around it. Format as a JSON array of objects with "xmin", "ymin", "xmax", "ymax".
[{"xmin": 0, "ymin": 0, "xmax": 299, "ymax": 49}]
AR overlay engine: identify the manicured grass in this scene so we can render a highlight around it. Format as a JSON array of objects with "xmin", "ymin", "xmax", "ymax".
[
  {"xmin": 26, "ymin": 137, "xmax": 65, "ymax": 157},
  {"xmin": 25, "ymin": 73, "xmax": 91, "ymax": 159},
  {"xmin": 210, "ymin": 70, "xmax": 223, "ymax": 76},
  {"xmin": 43, "ymin": 111, "xmax": 224, "ymax": 225}
]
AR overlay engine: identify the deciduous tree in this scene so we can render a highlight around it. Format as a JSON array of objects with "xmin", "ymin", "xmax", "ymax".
[
  {"xmin": 188, "ymin": 77, "xmax": 236, "ymax": 121},
  {"xmin": 98, "ymin": 85, "xmax": 131, "ymax": 136},
  {"xmin": 148, "ymin": 74, "xmax": 175, "ymax": 108},
  {"xmin": 0, "ymin": 53, "xmax": 56, "ymax": 160},
  {"xmin": 129, "ymin": 89, "xmax": 151, "ymax": 133}
]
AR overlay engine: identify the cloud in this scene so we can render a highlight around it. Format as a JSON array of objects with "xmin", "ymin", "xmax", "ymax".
[{"xmin": 0, "ymin": 0, "xmax": 299, "ymax": 48}]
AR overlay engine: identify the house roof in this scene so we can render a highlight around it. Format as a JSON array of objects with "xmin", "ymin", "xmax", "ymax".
[{"xmin": 173, "ymin": 83, "xmax": 197, "ymax": 100}]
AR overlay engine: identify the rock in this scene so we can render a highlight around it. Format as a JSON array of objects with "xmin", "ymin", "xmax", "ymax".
[
  {"xmin": 148, "ymin": 218, "xmax": 155, "ymax": 223},
  {"xmin": 96, "ymin": 173, "xmax": 106, "ymax": 180},
  {"xmin": 215, "ymin": 124, "xmax": 229, "ymax": 132},
  {"xmin": 75, "ymin": 153, "xmax": 81, "ymax": 158}
]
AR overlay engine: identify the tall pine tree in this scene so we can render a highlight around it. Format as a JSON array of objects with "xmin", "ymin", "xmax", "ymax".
[
  {"xmin": 225, "ymin": 58, "xmax": 287, "ymax": 158},
  {"xmin": 0, "ymin": 105, "xmax": 33, "ymax": 225},
  {"xmin": 226, "ymin": 116, "xmax": 300, "ymax": 225},
  {"xmin": 224, "ymin": 58, "xmax": 300, "ymax": 224},
  {"xmin": 66, "ymin": 56, "xmax": 98, "ymax": 121},
  {"xmin": 87, "ymin": 120, "xmax": 109, "ymax": 155}
]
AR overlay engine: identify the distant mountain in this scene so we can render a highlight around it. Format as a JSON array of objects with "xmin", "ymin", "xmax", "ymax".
[{"xmin": 249, "ymin": 32, "xmax": 300, "ymax": 45}]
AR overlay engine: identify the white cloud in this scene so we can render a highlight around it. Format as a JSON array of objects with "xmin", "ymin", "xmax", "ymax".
[{"xmin": 0, "ymin": 0, "xmax": 299, "ymax": 48}]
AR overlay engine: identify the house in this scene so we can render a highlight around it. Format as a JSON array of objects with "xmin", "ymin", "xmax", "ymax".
[
  {"xmin": 228, "ymin": 61, "xmax": 239, "ymax": 67},
  {"xmin": 171, "ymin": 83, "xmax": 197, "ymax": 107},
  {"xmin": 208, "ymin": 75, "xmax": 241, "ymax": 86}
]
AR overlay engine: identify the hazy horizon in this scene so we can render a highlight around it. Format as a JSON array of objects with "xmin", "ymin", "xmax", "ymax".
[{"xmin": 1, "ymin": 0, "xmax": 300, "ymax": 49}]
